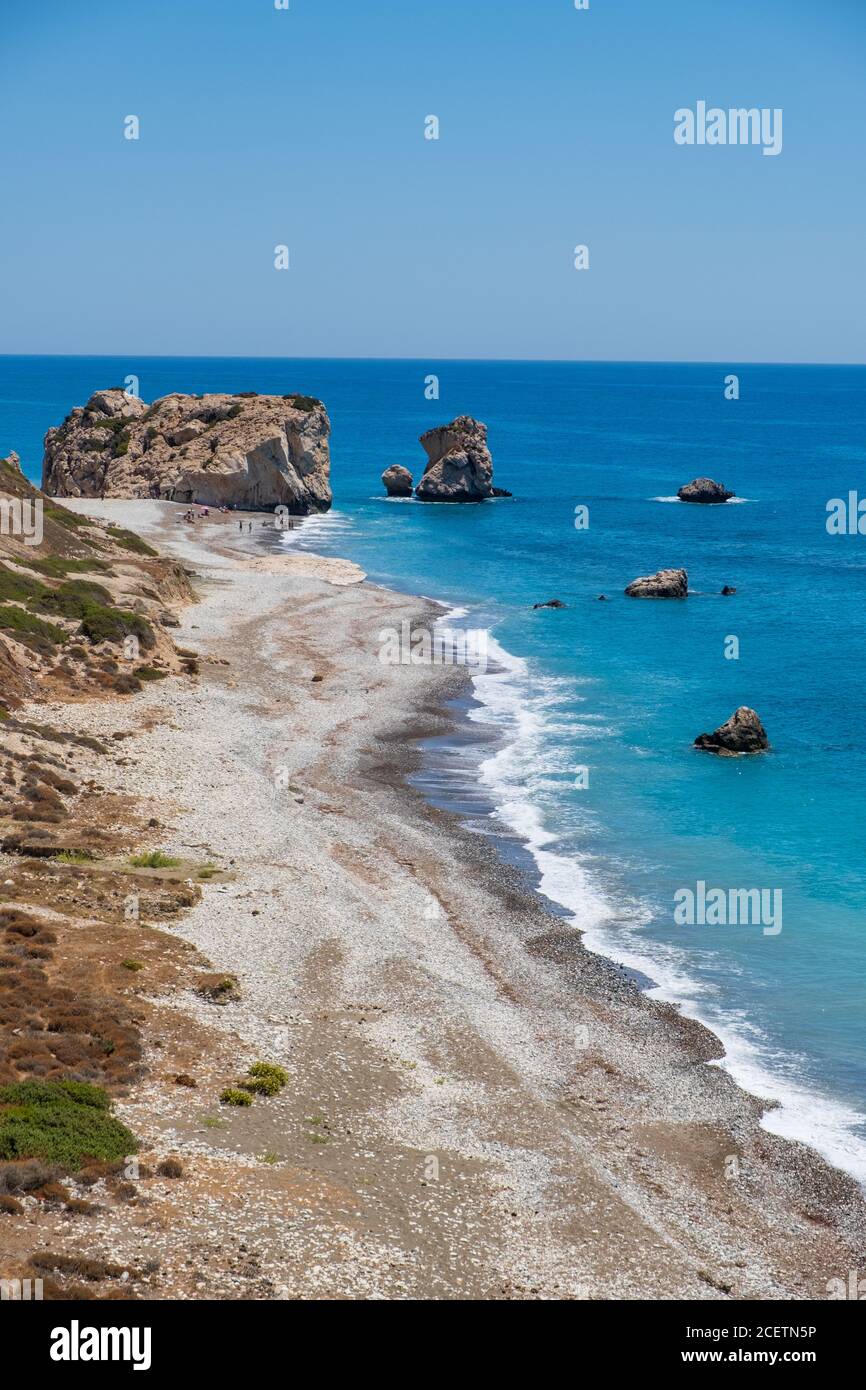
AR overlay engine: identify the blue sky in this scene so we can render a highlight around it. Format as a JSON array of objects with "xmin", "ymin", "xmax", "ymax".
[{"xmin": 0, "ymin": 0, "xmax": 863, "ymax": 362}]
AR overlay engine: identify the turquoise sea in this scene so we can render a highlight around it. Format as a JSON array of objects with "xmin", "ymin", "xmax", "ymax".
[{"xmin": 4, "ymin": 355, "xmax": 866, "ymax": 1180}]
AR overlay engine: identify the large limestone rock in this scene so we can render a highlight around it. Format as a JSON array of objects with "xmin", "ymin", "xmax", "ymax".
[
  {"xmin": 625, "ymin": 568, "xmax": 688, "ymax": 598},
  {"xmin": 677, "ymin": 477, "xmax": 735, "ymax": 504},
  {"xmin": 415, "ymin": 416, "xmax": 495, "ymax": 502},
  {"xmin": 42, "ymin": 389, "xmax": 332, "ymax": 514},
  {"xmin": 694, "ymin": 707, "xmax": 769, "ymax": 755},
  {"xmin": 382, "ymin": 465, "xmax": 413, "ymax": 497}
]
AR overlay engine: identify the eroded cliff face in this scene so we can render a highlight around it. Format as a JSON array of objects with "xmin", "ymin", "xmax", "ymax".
[
  {"xmin": 42, "ymin": 390, "xmax": 332, "ymax": 514},
  {"xmin": 0, "ymin": 450, "xmax": 194, "ymax": 720}
]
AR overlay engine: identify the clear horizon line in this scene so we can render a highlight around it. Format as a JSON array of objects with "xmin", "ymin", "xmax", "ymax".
[{"xmin": 0, "ymin": 352, "xmax": 864, "ymax": 368}]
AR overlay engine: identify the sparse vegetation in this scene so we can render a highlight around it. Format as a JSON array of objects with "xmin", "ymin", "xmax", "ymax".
[
  {"xmin": 44, "ymin": 505, "xmax": 92, "ymax": 530},
  {"xmin": 156, "ymin": 1157, "xmax": 183, "ymax": 1178},
  {"xmin": 120, "ymin": 959, "xmax": 144, "ymax": 972},
  {"xmin": 195, "ymin": 973, "xmax": 239, "ymax": 1003},
  {"xmin": 134, "ymin": 665, "xmax": 168, "ymax": 681},
  {"xmin": 29, "ymin": 556, "xmax": 111, "ymax": 579},
  {"xmin": 106, "ymin": 526, "xmax": 157, "ymax": 558},
  {"xmin": 282, "ymin": 394, "xmax": 320, "ymax": 413},
  {"xmin": 29, "ymin": 1251, "xmax": 133, "ymax": 1282},
  {"xmin": 129, "ymin": 850, "xmax": 180, "ymax": 869}
]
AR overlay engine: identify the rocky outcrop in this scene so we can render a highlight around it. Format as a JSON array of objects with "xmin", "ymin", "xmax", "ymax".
[
  {"xmin": 625, "ymin": 568, "xmax": 688, "ymax": 598},
  {"xmin": 694, "ymin": 707, "xmax": 769, "ymax": 756},
  {"xmin": 42, "ymin": 390, "xmax": 332, "ymax": 514},
  {"xmin": 382, "ymin": 465, "xmax": 413, "ymax": 497},
  {"xmin": 677, "ymin": 477, "xmax": 735, "ymax": 504},
  {"xmin": 415, "ymin": 417, "xmax": 495, "ymax": 502},
  {"xmin": 533, "ymin": 599, "xmax": 566, "ymax": 609},
  {"xmin": 721, "ymin": 585, "xmax": 737, "ymax": 595}
]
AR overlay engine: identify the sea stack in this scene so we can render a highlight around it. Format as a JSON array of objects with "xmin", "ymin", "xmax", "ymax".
[
  {"xmin": 381, "ymin": 465, "xmax": 413, "ymax": 497},
  {"xmin": 694, "ymin": 707, "xmax": 769, "ymax": 755},
  {"xmin": 625, "ymin": 568, "xmax": 688, "ymax": 598},
  {"xmin": 677, "ymin": 477, "xmax": 735, "ymax": 504},
  {"xmin": 42, "ymin": 389, "xmax": 332, "ymax": 514},
  {"xmin": 415, "ymin": 416, "xmax": 495, "ymax": 502}
]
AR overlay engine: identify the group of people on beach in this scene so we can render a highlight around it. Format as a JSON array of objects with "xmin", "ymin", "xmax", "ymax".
[{"xmin": 176, "ymin": 502, "xmax": 296, "ymax": 533}]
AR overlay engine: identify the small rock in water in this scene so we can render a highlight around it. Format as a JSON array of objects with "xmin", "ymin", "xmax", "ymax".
[
  {"xmin": 721, "ymin": 585, "xmax": 737, "ymax": 595},
  {"xmin": 381, "ymin": 465, "xmax": 414, "ymax": 497},
  {"xmin": 677, "ymin": 477, "xmax": 735, "ymax": 504},
  {"xmin": 625, "ymin": 568, "xmax": 688, "ymax": 598},
  {"xmin": 694, "ymin": 706, "xmax": 769, "ymax": 755},
  {"xmin": 533, "ymin": 599, "xmax": 566, "ymax": 610}
]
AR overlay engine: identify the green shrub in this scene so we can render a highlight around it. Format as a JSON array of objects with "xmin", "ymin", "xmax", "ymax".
[
  {"xmin": 282, "ymin": 394, "xmax": 320, "ymax": 413},
  {"xmin": 121, "ymin": 959, "xmax": 144, "ymax": 972},
  {"xmin": 246, "ymin": 1062, "xmax": 288, "ymax": 1093},
  {"xmin": 44, "ymin": 506, "xmax": 92, "ymax": 530},
  {"xmin": 38, "ymin": 579, "xmax": 113, "ymax": 620},
  {"xmin": 129, "ymin": 850, "xmax": 180, "ymax": 869},
  {"xmin": 29, "ymin": 556, "xmax": 111, "ymax": 578},
  {"xmin": 78, "ymin": 604, "xmax": 154, "ymax": 650},
  {"xmin": 0, "ymin": 1080, "xmax": 137, "ymax": 1169},
  {"xmin": 106, "ymin": 526, "xmax": 157, "ymax": 558},
  {"xmin": 134, "ymin": 665, "xmax": 167, "ymax": 681},
  {"xmin": 0, "ymin": 605, "xmax": 65, "ymax": 645},
  {"xmin": 220, "ymin": 1088, "xmax": 253, "ymax": 1107},
  {"xmin": 0, "ymin": 566, "xmax": 47, "ymax": 603}
]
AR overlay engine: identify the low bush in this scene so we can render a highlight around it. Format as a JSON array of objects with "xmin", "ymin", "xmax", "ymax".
[
  {"xmin": 242, "ymin": 1061, "xmax": 289, "ymax": 1096},
  {"xmin": 220, "ymin": 1087, "xmax": 253, "ymax": 1107},
  {"xmin": 0, "ymin": 1080, "xmax": 138, "ymax": 1169},
  {"xmin": 128, "ymin": 851, "xmax": 179, "ymax": 869}
]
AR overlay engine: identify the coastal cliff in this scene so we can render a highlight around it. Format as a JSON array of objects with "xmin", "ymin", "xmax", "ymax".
[{"xmin": 42, "ymin": 390, "xmax": 332, "ymax": 514}]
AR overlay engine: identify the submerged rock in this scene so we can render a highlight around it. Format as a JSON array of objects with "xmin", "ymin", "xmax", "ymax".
[
  {"xmin": 415, "ymin": 416, "xmax": 495, "ymax": 502},
  {"xmin": 533, "ymin": 598, "xmax": 567, "ymax": 609},
  {"xmin": 625, "ymin": 567, "xmax": 688, "ymax": 598},
  {"xmin": 42, "ymin": 389, "xmax": 332, "ymax": 514},
  {"xmin": 677, "ymin": 477, "xmax": 735, "ymax": 504},
  {"xmin": 694, "ymin": 706, "xmax": 769, "ymax": 755},
  {"xmin": 381, "ymin": 464, "xmax": 413, "ymax": 497}
]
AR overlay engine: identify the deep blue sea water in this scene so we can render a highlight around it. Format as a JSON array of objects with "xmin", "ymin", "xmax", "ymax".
[{"xmin": 4, "ymin": 355, "xmax": 866, "ymax": 1180}]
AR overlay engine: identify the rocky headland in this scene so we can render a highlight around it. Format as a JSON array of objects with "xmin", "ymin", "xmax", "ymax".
[{"xmin": 42, "ymin": 390, "xmax": 332, "ymax": 514}]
